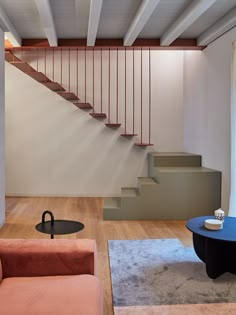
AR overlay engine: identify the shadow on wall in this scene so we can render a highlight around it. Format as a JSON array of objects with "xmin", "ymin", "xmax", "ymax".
[{"xmin": 5, "ymin": 62, "xmax": 150, "ymax": 196}]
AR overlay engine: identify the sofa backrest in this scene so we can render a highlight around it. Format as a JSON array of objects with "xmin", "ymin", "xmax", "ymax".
[
  {"xmin": 0, "ymin": 258, "xmax": 2, "ymax": 281},
  {"xmin": 0, "ymin": 239, "xmax": 97, "ymax": 279}
]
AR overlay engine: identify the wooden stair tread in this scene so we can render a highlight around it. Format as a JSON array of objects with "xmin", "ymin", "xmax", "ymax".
[
  {"xmin": 10, "ymin": 61, "xmax": 26, "ymax": 64},
  {"xmin": 57, "ymin": 92, "xmax": 79, "ymax": 100},
  {"xmin": 58, "ymin": 91, "xmax": 76, "ymax": 94},
  {"xmin": 105, "ymin": 123, "xmax": 121, "ymax": 128},
  {"xmin": 73, "ymin": 102, "xmax": 93, "ymax": 109},
  {"xmin": 5, "ymin": 51, "xmax": 20, "ymax": 62},
  {"xmin": 42, "ymin": 82, "xmax": 65, "ymax": 91},
  {"xmin": 90, "ymin": 113, "xmax": 107, "ymax": 118},
  {"xmin": 135, "ymin": 143, "xmax": 154, "ymax": 146},
  {"xmin": 10, "ymin": 61, "xmax": 36, "ymax": 73},
  {"xmin": 27, "ymin": 72, "xmax": 51, "ymax": 82},
  {"xmin": 121, "ymin": 133, "xmax": 138, "ymax": 137}
]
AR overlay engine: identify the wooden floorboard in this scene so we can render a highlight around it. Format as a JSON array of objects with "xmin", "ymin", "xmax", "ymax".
[{"xmin": 0, "ymin": 197, "xmax": 192, "ymax": 315}]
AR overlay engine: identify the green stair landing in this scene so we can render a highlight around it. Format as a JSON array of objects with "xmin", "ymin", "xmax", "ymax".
[{"xmin": 103, "ymin": 152, "xmax": 221, "ymax": 220}]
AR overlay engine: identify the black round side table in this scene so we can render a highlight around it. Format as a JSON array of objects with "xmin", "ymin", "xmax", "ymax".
[{"xmin": 35, "ymin": 210, "xmax": 84, "ymax": 239}]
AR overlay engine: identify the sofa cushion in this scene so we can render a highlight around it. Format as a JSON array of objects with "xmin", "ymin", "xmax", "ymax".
[{"xmin": 0, "ymin": 274, "xmax": 103, "ymax": 315}]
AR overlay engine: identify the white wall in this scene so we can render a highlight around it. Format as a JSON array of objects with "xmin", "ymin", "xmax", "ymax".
[
  {"xmin": 183, "ymin": 27, "xmax": 236, "ymax": 212},
  {"xmin": 151, "ymin": 51, "xmax": 184, "ymax": 150},
  {"xmin": 5, "ymin": 50, "xmax": 184, "ymax": 196},
  {"xmin": 0, "ymin": 28, "xmax": 5, "ymax": 227},
  {"xmin": 18, "ymin": 49, "xmax": 184, "ymax": 150}
]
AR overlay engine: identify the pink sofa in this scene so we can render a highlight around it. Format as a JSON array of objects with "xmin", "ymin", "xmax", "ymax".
[{"xmin": 0, "ymin": 239, "xmax": 103, "ymax": 315}]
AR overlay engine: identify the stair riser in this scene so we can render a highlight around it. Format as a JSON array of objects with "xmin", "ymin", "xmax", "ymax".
[
  {"xmin": 138, "ymin": 183, "xmax": 158, "ymax": 195},
  {"xmin": 121, "ymin": 188, "xmax": 138, "ymax": 198},
  {"xmin": 137, "ymin": 178, "xmax": 157, "ymax": 193},
  {"xmin": 104, "ymin": 197, "xmax": 121, "ymax": 209},
  {"xmin": 152, "ymin": 155, "xmax": 202, "ymax": 167}
]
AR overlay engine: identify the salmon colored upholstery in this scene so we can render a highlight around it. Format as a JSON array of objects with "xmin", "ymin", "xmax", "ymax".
[
  {"xmin": 0, "ymin": 258, "xmax": 2, "ymax": 282},
  {"xmin": 0, "ymin": 239, "xmax": 96, "ymax": 279},
  {"xmin": 0, "ymin": 239, "xmax": 103, "ymax": 315},
  {"xmin": 0, "ymin": 274, "xmax": 103, "ymax": 315}
]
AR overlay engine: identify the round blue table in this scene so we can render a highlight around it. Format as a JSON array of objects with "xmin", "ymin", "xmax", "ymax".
[{"xmin": 186, "ymin": 216, "xmax": 236, "ymax": 279}]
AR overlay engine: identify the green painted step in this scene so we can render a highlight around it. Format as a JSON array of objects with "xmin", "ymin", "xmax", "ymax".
[
  {"xmin": 151, "ymin": 152, "xmax": 202, "ymax": 167},
  {"xmin": 121, "ymin": 188, "xmax": 139, "ymax": 197},
  {"xmin": 104, "ymin": 152, "xmax": 221, "ymax": 221},
  {"xmin": 137, "ymin": 177, "xmax": 157, "ymax": 192},
  {"xmin": 138, "ymin": 177, "xmax": 156, "ymax": 184},
  {"xmin": 158, "ymin": 166, "xmax": 216, "ymax": 173},
  {"xmin": 104, "ymin": 197, "xmax": 120, "ymax": 210}
]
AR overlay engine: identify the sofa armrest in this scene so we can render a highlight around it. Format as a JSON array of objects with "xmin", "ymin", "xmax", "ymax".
[{"xmin": 0, "ymin": 239, "xmax": 97, "ymax": 279}]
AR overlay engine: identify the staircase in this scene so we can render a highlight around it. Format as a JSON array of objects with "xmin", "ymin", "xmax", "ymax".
[
  {"xmin": 5, "ymin": 50, "xmax": 92, "ymax": 107},
  {"xmin": 5, "ymin": 50, "xmax": 152, "ymax": 147},
  {"xmin": 103, "ymin": 152, "xmax": 221, "ymax": 220}
]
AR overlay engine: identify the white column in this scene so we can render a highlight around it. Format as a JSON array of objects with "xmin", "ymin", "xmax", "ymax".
[{"xmin": 0, "ymin": 27, "xmax": 5, "ymax": 228}]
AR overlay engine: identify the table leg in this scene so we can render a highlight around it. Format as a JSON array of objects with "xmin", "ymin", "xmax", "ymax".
[
  {"xmin": 51, "ymin": 234, "xmax": 54, "ymax": 239},
  {"xmin": 205, "ymin": 238, "xmax": 226, "ymax": 279},
  {"xmin": 193, "ymin": 234, "xmax": 226, "ymax": 279},
  {"xmin": 193, "ymin": 233, "xmax": 206, "ymax": 262}
]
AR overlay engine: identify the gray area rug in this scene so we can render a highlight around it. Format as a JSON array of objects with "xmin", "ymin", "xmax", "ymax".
[{"xmin": 108, "ymin": 239, "xmax": 236, "ymax": 306}]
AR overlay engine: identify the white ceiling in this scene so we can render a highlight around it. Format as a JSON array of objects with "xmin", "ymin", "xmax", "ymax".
[
  {"xmin": 98, "ymin": 0, "xmax": 142, "ymax": 39},
  {"xmin": 0, "ymin": 0, "xmax": 44, "ymax": 37},
  {"xmin": 1, "ymin": 0, "xmax": 236, "ymax": 47},
  {"xmin": 140, "ymin": 0, "xmax": 192, "ymax": 38},
  {"xmin": 181, "ymin": 0, "xmax": 236, "ymax": 37}
]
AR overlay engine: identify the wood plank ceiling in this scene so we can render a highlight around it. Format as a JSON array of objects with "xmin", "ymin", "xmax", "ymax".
[{"xmin": 1, "ymin": 0, "xmax": 236, "ymax": 48}]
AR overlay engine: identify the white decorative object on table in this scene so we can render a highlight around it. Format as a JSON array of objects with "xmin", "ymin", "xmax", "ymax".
[
  {"xmin": 214, "ymin": 209, "xmax": 225, "ymax": 221},
  {"xmin": 205, "ymin": 219, "xmax": 223, "ymax": 230}
]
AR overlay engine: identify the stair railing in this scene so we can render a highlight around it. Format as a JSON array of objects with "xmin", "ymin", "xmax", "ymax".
[{"xmin": 7, "ymin": 46, "xmax": 153, "ymax": 146}]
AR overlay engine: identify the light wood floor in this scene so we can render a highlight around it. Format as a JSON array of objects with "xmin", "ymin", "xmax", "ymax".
[{"xmin": 0, "ymin": 197, "xmax": 193, "ymax": 315}]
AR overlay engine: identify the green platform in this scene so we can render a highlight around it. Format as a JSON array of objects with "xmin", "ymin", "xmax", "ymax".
[{"xmin": 103, "ymin": 152, "xmax": 221, "ymax": 220}]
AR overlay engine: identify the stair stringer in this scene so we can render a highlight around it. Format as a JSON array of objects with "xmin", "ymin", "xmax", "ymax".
[{"xmin": 103, "ymin": 152, "xmax": 222, "ymax": 220}]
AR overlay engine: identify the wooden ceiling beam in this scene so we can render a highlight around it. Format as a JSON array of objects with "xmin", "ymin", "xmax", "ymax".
[{"xmin": 8, "ymin": 38, "xmax": 205, "ymax": 50}]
